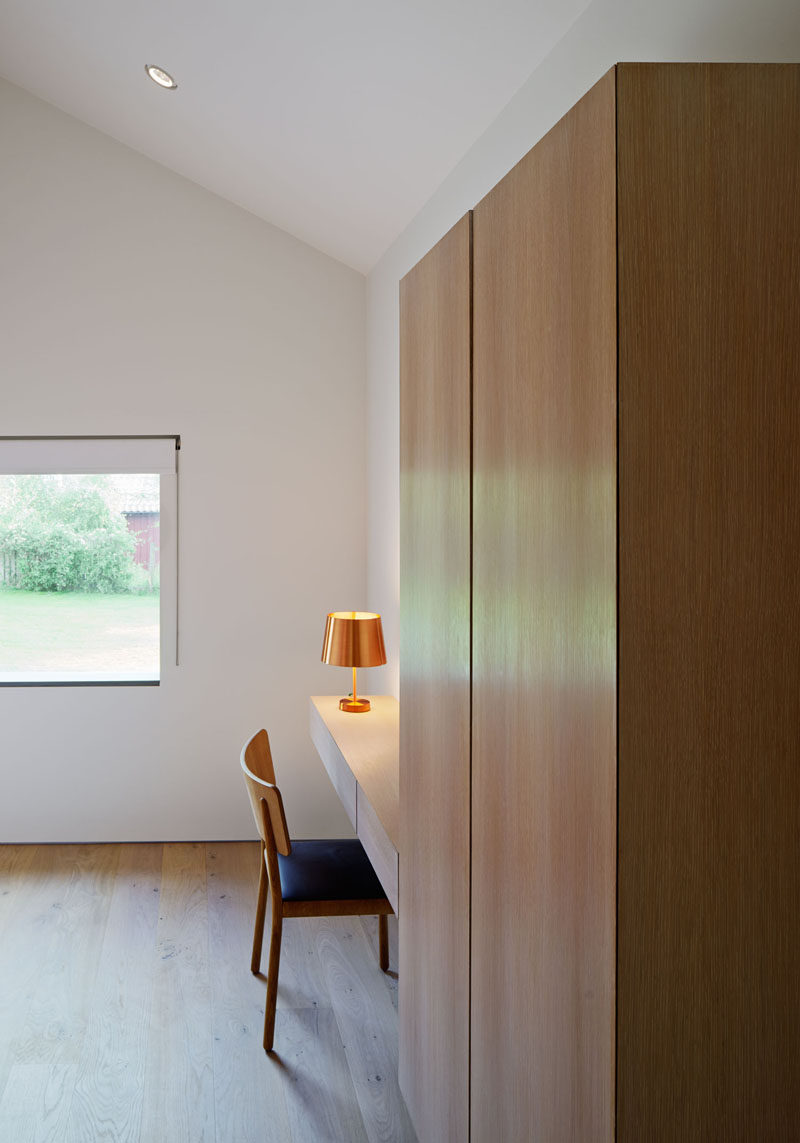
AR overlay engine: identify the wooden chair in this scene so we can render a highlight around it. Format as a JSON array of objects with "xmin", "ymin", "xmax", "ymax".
[{"xmin": 240, "ymin": 728, "xmax": 392, "ymax": 1052}]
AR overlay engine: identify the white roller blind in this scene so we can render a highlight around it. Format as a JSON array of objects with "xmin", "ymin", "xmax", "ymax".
[{"xmin": 0, "ymin": 437, "xmax": 178, "ymax": 475}]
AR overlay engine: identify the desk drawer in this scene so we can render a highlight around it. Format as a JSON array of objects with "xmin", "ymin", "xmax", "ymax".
[{"xmin": 358, "ymin": 787, "xmax": 399, "ymax": 914}]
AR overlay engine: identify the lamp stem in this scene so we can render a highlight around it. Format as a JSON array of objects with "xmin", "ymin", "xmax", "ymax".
[{"xmin": 352, "ymin": 665, "xmax": 358, "ymax": 704}]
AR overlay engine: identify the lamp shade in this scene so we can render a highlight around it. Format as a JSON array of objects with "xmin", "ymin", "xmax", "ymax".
[{"xmin": 321, "ymin": 612, "xmax": 386, "ymax": 668}]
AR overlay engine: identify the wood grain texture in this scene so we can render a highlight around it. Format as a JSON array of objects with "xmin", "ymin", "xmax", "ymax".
[
  {"xmin": 316, "ymin": 917, "xmax": 417, "ymax": 1143},
  {"xmin": 309, "ymin": 699, "xmax": 359, "ymax": 831},
  {"xmin": 274, "ymin": 1005, "xmax": 370, "ymax": 1143},
  {"xmin": 205, "ymin": 842, "xmax": 292, "ymax": 1142},
  {"xmin": 0, "ymin": 840, "xmax": 40, "ymax": 1107},
  {"xmin": 140, "ymin": 842, "xmax": 215, "ymax": 1143},
  {"xmin": 0, "ymin": 842, "xmax": 36, "ymax": 931},
  {"xmin": 616, "ymin": 62, "xmax": 800, "ymax": 1142},
  {"xmin": 310, "ymin": 695, "xmax": 399, "ymax": 850},
  {"xmin": 399, "ymin": 213, "xmax": 472, "ymax": 1143},
  {"xmin": 357, "ymin": 787, "xmax": 399, "ymax": 913},
  {"xmin": 0, "ymin": 844, "xmax": 120, "ymax": 1142},
  {"xmin": 471, "ymin": 69, "xmax": 617, "ymax": 1143},
  {"xmin": 0, "ymin": 844, "xmax": 69, "ymax": 1111},
  {"xmin": 0, "ymin": 843, "xmax": 410, "ymax": 1142},
  {"xmin": 65, "ymin": 843, "xmax": 163, "ymax": 1143}
]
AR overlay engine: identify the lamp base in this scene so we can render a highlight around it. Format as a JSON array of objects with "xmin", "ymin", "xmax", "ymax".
[{"xmin": 339, "ymin": 696, "xmax": 371, "ymax": 714}]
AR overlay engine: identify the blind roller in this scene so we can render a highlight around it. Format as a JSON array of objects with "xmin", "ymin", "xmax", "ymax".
[{"xmin": 0, "ymin": 437, "xmax": 178, "ymax": 475}]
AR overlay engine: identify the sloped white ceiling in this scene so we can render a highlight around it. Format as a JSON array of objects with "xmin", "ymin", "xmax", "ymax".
[{"xmin": 0, "ymin": 0, "xmax": 588, "ymax": 270}]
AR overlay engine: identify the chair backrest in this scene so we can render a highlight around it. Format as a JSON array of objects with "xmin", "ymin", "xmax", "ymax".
[
  {"xmin": 243, "ymin": 727, "xmax": 277, "ymax": 784},
  {"xmin": 240, "ymin": 730, "xmax": 292, "ymax": 857}
]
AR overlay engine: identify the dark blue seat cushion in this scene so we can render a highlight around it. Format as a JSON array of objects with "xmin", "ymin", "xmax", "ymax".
[{"xmin": 277, "ymin": 838, "xmax": 387, "ymax": 903}]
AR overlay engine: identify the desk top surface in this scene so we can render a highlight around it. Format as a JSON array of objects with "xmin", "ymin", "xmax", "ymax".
[{"xmin": 310, "ymin": 695, "xmax": 399, "ymax": 849}]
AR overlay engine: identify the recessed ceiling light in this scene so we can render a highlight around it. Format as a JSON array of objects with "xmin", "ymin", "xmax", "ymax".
[{"xmin": 145, "ymin": 65, "xmax": 178, "ymax": 90}]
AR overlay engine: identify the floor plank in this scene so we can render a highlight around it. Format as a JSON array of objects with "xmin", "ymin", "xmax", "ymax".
[
  {"xmin": 63, "ymin": 843, "xmax": 163, "ymax": 1143},
  {"xmin": 139, "ymin": 842, "xmax": 215, "ymax": 1143},
  {"xmin": 0, "ymin": 844, "xmax": 120, "ymax": 1142},
  {"xmin": 276, "ymin": 916, "xmax": 335, "ymax": 1013},
  {"xmin": 0, "ymin": 843, "xmax": 50, "ymax": 1105},
  {"xmin": 0, "ymin": 843, "xmax": 37, "ymax": 930},
  {"xmin": 272, "ymin": 1006, "xmax": 370, "ymax": 1143},
  {"xmin": 206, "ymin": 842, "xmax": 292, "ymax": 1143},
  {"xmin": 0, "ymin": 1063, "xmax": 57, "ymax": 1143},
  {"xmin": 318, "ymin": 917, "xmax": 417, "ymax": 1143}
]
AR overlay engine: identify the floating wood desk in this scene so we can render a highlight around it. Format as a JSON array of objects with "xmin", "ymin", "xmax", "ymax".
[{"xmin": 309, "ymin": 695, "xmax": 399, "ymax": 914}]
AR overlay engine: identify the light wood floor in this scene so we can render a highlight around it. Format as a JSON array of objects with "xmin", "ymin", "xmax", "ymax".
[{"xmin": 0, "ymin": 841, "xmax": 418, "ymax": 1143}]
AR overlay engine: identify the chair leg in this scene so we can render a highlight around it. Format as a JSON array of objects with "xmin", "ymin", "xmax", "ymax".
[
  {"xmin": 378, "ymin": 913, "xmax": 389, "ymax": 973},
  {"xmin": 251, "ymin": 850, "xmax": 268, "ymax": 974},
  {"xmin": 263, "ymin": 898, "xmax": 283, "ymax": 1052}
]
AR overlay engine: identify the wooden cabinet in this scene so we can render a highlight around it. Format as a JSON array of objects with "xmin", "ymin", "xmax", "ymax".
[{"xmin": 400, "ymin": 63, "xmax": 800, "ymax": 1143}]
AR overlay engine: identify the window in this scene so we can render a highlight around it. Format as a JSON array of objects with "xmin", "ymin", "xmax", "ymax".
[{"xmin": 0, "ymin": 437, "xmax": 178, "ymax": 685}]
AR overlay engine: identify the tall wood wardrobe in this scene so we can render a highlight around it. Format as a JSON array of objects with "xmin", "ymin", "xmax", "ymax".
[{"xmin": 399, "ymin": 64, "xmax": 800, "ymax": 1143}]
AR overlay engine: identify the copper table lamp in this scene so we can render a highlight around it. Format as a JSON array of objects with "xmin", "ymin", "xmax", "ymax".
[{"xmin": 321, "ymin": 611, "xmax": 386, "ymax": 713}]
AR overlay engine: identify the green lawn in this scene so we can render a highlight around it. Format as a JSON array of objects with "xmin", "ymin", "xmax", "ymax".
[{"xmin": 0, "ymin": 588, "xmax": 159, "ymax": 679}]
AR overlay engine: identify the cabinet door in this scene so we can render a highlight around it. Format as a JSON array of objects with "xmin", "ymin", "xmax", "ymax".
[
  {"xmin": 399, "ymin": 214, "xmax": 472, "ymax": 1143},
  {"xmin": 617, "ymin": 62, "xmax": 800, "ymax": 1142},
  {"xmin": 471, "ymin": 70, "xmax": 617, "ymax": 1142}
]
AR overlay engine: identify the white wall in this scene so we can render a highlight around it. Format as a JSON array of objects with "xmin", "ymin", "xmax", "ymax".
[
  {"xmin": 366, "ymin": 0, "xmax": 800, "ymax": 698},
  {"xmin": 0, "ymin": 78, "xmax": 366, "ymax": 842}
]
